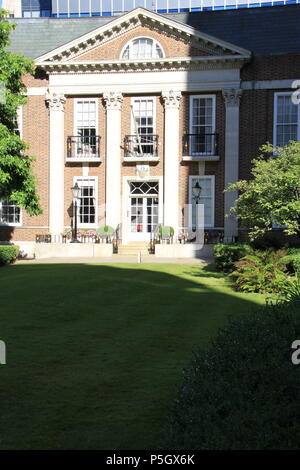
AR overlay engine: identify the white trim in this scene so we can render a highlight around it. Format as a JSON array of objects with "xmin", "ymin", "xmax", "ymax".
[
  {"xmin": 189, "ymin": 94, "xmax": 216, "ymax": 135},
  {"xmin": 273, "ymin": 91, "xmax": 300, "ymax": 147},
  {"xmin": 182, "ymin": 156, "xmax": 220, "ymax": 162},
  {"xmin": 16, "ymin": 106, "xmax": 23, "ymax": 139},
  {"xmin": 130, "ymin": 96, "xmax": 156, "ymax": 134},
  {"xmin": 35, "ymin": 7, "xmax": 251, "ymax": 63},
  {"xmin": 73, "ymin": 175, "xmax": 98, "ymax": 229},
  {"xmin": 188, "ymin": 175, "xmax": 215, "ymax": 228},
  {"xmin": 122, "ymin": 175, "xmax": 163, "ymax": 244},
  {"xmin": 120, "ymin": 36, "xmax": 165, "ymax": 60},
  {"xmin": 242, "ymin": 79, "xmax": 299, "ymax": 91},
  {"xmin": 73, "ymin": 97, "xmax": 99, "ymax": 136},
  {"xmin": 0, "ymin": 200, "xmax": 22, "ymax": 227}
]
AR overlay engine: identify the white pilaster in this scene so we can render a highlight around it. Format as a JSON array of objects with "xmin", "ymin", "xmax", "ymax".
[
  {"xmin": 45, "ymin": 90, "xmax": 66, "ymax": 237},
  {"xmin": 103, "ymin": 92, "xmax": 123, "ymax": 229},
  {"xmin": 222, "ymin": 88, "xmax": 242, "ymax": 243},
  {"xmin": 162, "ymin": 90, "xmax": 181, "ymax": 236}
]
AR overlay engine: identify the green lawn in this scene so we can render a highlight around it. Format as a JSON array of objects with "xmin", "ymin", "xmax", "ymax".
[{"xmin": 0, "ymin": 262, "xmax": 265, "ymax": 450}]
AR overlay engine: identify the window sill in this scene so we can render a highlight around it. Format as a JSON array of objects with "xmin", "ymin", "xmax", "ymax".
[
  {"xmin": 124, "ymin": 156, "xmax": 159, "ymax": 162},
  {"xmin": 66, "ymin": 157, "xmax": 102, "ymax": 163},
  {"xmin": 183, "ymin": 155, "xmax": 220, "ymax": 162}
]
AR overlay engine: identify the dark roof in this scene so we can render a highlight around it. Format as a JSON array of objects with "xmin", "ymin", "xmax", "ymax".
[
  {"xmin": 6, "ymin": 4, "xmax": 300, "ymax": 59},
  {"xmin": 171, "ymin": 5, "xmax": 300, "ymax": 56}
]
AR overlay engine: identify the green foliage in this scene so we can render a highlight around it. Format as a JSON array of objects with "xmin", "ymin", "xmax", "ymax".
[
  {"xmin": 0, "ymin": 245, "xmax": 19, "ymax": 265},
  {"xmin": 282, "ymin": 253, "xmax": 300, "ymax": 274},
  {"xmin": 250, "ymin": 231, "xmax": 286, "ymax": 250},
  {"xmin": 281, "ymin": 275, "xmax": 300, "ymax": 303},
  {"xmin": 214, "ymin": 243, "xmax": 251, "ymax": 272},
  {"xmin": 162, "ymin": 303, "xmax": 300, "ymax": 450},
  {"xmin": 230, "ymin": 249, "xmax": 287, "ymax": 293},
  {"xmin": 0, "ymin": 9, "xmax": 41, "ymax": 215},
  {"xmin": 226, "ymin": 141, "xmax": 300, "ymax": 240}
]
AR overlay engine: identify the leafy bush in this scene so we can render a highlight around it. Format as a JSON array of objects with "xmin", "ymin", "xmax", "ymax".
[
  {"xmin": 162, "ymin": 304, "xmax": 300, "ymax": 450},
  {"xmin": 282, "ymin": 254, "xmax": 300, "ymax": 274},
  {"xmin": 250, "ymin": 232, "xmax": 286, "ymax": 251},
  {"xmin": 230, "ymin": 249, "xmax": 287, "ymax": 294},
  {"xmin": 214, "ymin": 243, "xmax": 251, "ymax": 272},
  {"xmin": 0, "ymin": 245, "xmax": 19, "ymax": 265},
  {"xmin": 281, "ymin": 275, "xmax": 300, "ymax": 303}
]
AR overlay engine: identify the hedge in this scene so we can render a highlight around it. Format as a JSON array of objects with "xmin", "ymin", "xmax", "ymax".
[
  {"xmin": 162, "ymin": 303, "xmax": 300, "ymax": 450},
  {"xmin": 214, "ymin": 243, "xmax": 251, "ymax": 272},
  {"xmin": 0, "ymin": 245, "xmax": 19, "ymax": 266}
]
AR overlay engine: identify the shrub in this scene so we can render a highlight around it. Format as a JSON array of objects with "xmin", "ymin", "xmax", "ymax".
[
  {"xmin": 250, "ymin": 232, "xmax": 286, "ymax": 250},
  {"xmin": 282, "ymin": 254, "xmax": 300, "ymax": 274},
  {"xmin": 214, "ymin": 243, "xmax": 251, "ymax": 272},
  {"xmin": 230, "ymin": 249, "xmax": 287, "ymax": 294},
  {"xmin": 281, "ymin": 275, "xmax": 300, "ymax": 303},
  {"xmin": 162, "ymin": 303, "xmax": 300, "ymax": 450},
  {"xmin": 0, "ymin": 245, "xmax": 19, "ymax": 265}
]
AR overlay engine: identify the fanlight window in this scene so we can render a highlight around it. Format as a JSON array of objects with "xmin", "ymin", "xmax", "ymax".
[{"xmin": 121, "ymin": 38, "xmax": 164, "ymax": 60}]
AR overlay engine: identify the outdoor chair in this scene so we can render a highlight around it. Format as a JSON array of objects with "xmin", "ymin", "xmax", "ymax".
[
  {"xmin": 97, "ymin": 225, "xmax": 115, "ymax": 243},
  {"xmin": 159, "ymin": 226, "xmax": 174, "ymax": 244}
]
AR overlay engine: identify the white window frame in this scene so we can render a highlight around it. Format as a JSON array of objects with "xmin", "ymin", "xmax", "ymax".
[
  {"xmin": 73, "ymin": 176, "xmax": 98, "ymax": 229},
  {"xmin": 120, "ymin": 37, "xmax": 165, "ymax": 60},
  {"xmin": 273, "ymin": 92, "xmax": 300, "ymax": 148},
  {"xmin": 189, "ymin": 175, "xmax": 215, "ymax": 228},
  {"xmin": 0, "ymin": 200, "xmax": 22, "ymax": 227},
  {"xmin": 130, "ymin": 97, "xmax": 156, "ymax": 135},
  {"xmin": 15, "ymin": 106, "xmax": 23, "ymax": 139},
  {"xmin": 189, "ymin": 94, "xmax": 216, "ymax": 135},
  {"xmin": 73, "ymin": 98, "xmax": 98, "ymax": 136}
]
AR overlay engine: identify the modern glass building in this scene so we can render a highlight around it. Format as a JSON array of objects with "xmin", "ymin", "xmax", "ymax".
[
  {"xmin": 51, "ymin": 0, "xmax": 299, "ymax": 17},
  {"xmin": 2, "ymin": 0, "xmax": 300, "ymax": 17}
]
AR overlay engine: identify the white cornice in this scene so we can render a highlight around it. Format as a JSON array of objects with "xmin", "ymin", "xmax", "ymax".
[
  {"xmin": 36, "ymin": 55, "xmax": 249, "ymax": 74},
  {"xmin": 35, "ymin": 7, "xmax": 251, "ymax": 64}
]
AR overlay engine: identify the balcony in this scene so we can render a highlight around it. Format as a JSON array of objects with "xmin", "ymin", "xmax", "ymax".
[
  {"xmin": 124, "ymin": 135, "xmax": 159, "ymax": 162},
  {"xmin": 182, "ymin": 133, "xmax": 219, "ymax": 161},
  {"xmin": 66, "ymin": 136, "xmax": 101, "ymax": 162}
]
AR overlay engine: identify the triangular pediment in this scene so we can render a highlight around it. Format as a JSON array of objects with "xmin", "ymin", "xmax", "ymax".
[{"xmin": 35, "ymin": 7, "xmax": 251, "ymax": 68}]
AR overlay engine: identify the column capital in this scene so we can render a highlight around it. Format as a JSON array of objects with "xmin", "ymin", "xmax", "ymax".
[
  {"xmin": 45, "ymin": 89, "xmax": 66, "ymax": 112},
  {"xmin": 222, "ymin": 88, "xmax": 242, "ymax": 108},
  {"xmin": 103, "ymin": 91, "xmax": 123, "ymax": 110},
  {"xmin": 161, "ymin": 90, "xmax": 182, "ymax": 109}
]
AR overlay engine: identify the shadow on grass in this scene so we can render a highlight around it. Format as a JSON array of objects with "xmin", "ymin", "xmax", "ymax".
[{"xmin": 0, "ymin": 263, "xmax": 264, "ymax": 450}]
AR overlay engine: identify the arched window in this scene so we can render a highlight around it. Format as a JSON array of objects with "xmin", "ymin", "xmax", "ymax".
[{"xmin": 121, "ymin": 37, "xmax": 164, "ymax": 60}]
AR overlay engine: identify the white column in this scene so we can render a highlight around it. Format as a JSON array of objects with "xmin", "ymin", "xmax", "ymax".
[
  {"xmin": 45, "ymin": 90, "xmax": 66, "ymax": 238},
  {"xmin": 222, "ymin": 88, "xmax": 242, "ymax": 243},
  {"xmin": 162, "ymin": 90, "xmax": 182, "ymax": 237},
  {"xmin": 103, "ymin": 92, "xmax": 123, "ymax": 229}
]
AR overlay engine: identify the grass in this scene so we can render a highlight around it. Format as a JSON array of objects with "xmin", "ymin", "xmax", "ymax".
[{"xmin": 0, "ymin": 262, "xmax": 265, "ymax": 450}]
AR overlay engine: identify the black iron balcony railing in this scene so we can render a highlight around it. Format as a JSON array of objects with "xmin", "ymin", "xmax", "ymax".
[
  {"xmin": 183, "ymin": 133, "xmax": 218, "ymax": 157},
  {"xmin": 67, "ymin": 136, "xmax": 101, "ymax": 159},
  {"xmin": 124, "ymin": 134, "xmax": 159, "ymax": 158}
]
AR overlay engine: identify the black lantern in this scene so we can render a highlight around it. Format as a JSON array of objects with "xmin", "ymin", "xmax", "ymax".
[
  {"xmin": 192, "ymin": 181, "xmax": 202, "ymax": 203},
  {"xmin": 71, "ymin": 183, "xmax": 81, "ymax": 243}
]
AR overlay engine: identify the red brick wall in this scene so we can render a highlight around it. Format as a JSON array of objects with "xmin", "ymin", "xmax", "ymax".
[{"xmin": 74, "ymin": 25, "xmax": 210, "ymax": 62}]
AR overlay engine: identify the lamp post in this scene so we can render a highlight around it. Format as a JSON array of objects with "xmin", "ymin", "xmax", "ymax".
[
  {"xmin": 192, "ymin": 181, "xmax": 202, "ymax": 204},
  {"xmin": 71, "ymin": 182, "xmax": 81, "ymax": 243},
  {"xmin": 192, "ymin": 181, "xmax": 202, "ymax": 232}
]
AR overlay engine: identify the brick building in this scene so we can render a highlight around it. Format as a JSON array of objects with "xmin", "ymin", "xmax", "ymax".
[{"xmin": 1, "ymin": 5, "xmax": 300, "ymax": 255}]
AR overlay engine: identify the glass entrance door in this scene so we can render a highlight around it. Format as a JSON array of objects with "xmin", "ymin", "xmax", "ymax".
[{"xmin": 128, "ymin": 182, "xmax": 159, "ymax": 241}]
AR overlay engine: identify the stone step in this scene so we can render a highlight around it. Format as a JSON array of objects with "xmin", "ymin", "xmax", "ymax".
[{"xmin": 118, "ymin": 248, "xmax": 151, "ymax": 256}]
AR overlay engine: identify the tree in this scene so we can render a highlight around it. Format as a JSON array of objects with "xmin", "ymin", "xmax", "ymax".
[
  {"xmin": 227, "ymin": 141, "xmax": 300, "ymax": 240},
  {"xmin": 0, "ymin": 9, "xmax": 41, "ymax": 215}
]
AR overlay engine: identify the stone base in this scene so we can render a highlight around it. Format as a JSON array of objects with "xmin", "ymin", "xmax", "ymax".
[
  {"xmin": 9, "ymin": 242, "xmax": 113, "ymax": 259},
  {"xmin": 154, "ymin": 243, "xmax": 214, "ymax": 258}
]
